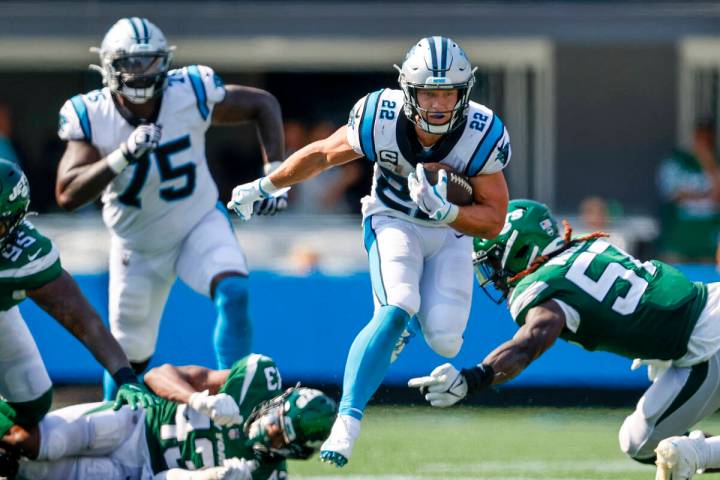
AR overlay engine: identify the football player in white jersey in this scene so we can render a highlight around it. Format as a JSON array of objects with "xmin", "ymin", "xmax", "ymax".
[
  {"xmin": 55, "ymin": 18, "xmax": 286, "ymax": 401},
  {"xmin": 228, "ymin": 36, "xmax": 510, "ymax": 466}
]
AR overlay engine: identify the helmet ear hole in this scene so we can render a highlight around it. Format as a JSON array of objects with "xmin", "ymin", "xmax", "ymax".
[{"xmin": 515, "ymin": 245, "xmax": 529, "ymax": 259}]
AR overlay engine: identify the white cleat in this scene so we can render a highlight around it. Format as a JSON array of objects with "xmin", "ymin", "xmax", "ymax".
[
  {"xmin": 319, "ymin": 415, "xmax": 361, "ymax": 467},
  {"xmin": 655, "ymin": 432, "xmax": 704, "ymax": 480}
]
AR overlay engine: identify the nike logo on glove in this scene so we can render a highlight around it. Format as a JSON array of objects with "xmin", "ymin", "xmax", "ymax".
[{"xmin": 27, "ymin": 249, "xmax": 42, "ymax": 261}]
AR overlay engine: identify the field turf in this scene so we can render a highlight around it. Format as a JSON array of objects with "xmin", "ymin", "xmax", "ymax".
[{"xmin": 289, "ymin": 405, "xmax": 720, "ymax": 480}]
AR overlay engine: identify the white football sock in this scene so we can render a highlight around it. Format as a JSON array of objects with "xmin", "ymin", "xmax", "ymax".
[{"xmin": 321, "ymin": 415, "xmax": 362, "ymax": 458}]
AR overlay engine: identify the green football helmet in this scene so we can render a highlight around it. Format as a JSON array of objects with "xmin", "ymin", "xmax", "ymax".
[
  {"xmin": 473, "ymin": 199, "xmax": 563, "ymax": 302},
  {"xmin": 245, "ymin": 386, "xmax": 337, "ymax": 461},
  {"xmin": 0, "ymin": 159, "xmax": 30, "ymax": 246}
]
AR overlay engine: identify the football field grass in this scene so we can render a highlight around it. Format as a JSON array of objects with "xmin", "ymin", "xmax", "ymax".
[{"xmin": 289, "ymin": 405, "xmax": 720, "ymax": 480}]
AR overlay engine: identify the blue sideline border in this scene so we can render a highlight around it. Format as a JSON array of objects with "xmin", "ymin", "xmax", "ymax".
[{"xmin": 21, "ymin": 266, "xmax": 720, "ymax": 388}]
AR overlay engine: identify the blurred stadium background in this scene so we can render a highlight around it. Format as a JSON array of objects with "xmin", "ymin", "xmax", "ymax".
[{"xmin": 3, "ymin": 1, "xmax": 720, "ymax": 478}]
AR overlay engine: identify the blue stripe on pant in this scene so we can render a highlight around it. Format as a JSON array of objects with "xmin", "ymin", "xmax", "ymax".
[
  {"xmin": 339, "ymin": 217, "xmax": 410, "ymax": 420},
  {"xmin": 363, "ymin": 217, "xmax": 387, "ymax": 305}
]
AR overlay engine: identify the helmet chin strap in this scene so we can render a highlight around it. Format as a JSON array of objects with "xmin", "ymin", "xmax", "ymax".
[{"xmin": 416, "ymin": 116, "xmax": 452, "ymax": 135}]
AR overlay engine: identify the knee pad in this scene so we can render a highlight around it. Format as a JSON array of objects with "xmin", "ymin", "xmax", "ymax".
[
  {"xmin": 618, "ymin": 416, "xmax": 656, "ymax": 462},
  {"xmin": 11, "ymin": 388, "xmax": 52, "ymax": 428},
  {"xmin": 424, "ymin": 332, "xmax": 463, "ymax": 358},
  {"xmin": 388, "ymin": 288, "xmax": 420, "ymax": 317},
  {"xmin": 39, "ymin": 414, "xmax": 89, "ymax": 461}
]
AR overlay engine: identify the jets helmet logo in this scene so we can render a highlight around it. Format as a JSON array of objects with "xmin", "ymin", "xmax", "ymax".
[{"xmin": 9, "ymin": 175, "xmax": 29, "ymax": 202}]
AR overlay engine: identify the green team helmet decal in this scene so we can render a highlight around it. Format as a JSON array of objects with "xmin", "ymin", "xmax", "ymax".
[
  {"xmin": 245, "ymin": 386, "xmax": 336, "ymax": 461},
  {"xmin": 0, "ymin": 159, "xmax": 30, "ymax": 246},
  {"xmin": 473, "ymin": 199, "xmax": 563, "ymax": 301}
]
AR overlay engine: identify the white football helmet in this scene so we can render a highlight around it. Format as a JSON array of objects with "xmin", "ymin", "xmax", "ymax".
[
  {"xmin": 90, "ymin": 17, "xmax": 175, "ymax": 104},
  {"xmin": 395, "ymin": 36, "xmax": 477, "ymax": 134}
]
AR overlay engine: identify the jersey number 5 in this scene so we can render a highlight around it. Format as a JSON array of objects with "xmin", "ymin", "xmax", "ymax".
[
  {"xmin": 118, "ymin": 135, "xmax": 196, "ymax": 208},
  {"xmin": 565, "ymin": 241, "xmax": 656, "ymax": 315}
]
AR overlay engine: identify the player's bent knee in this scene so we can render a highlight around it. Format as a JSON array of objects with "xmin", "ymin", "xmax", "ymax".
[
  {"xmin": 11, "ymin": 388, "xmax": 52, "ymax": 428},
  {"xmin": 424, "ymin": 332, "xmax": 463, "ymax": 358},
  {"xmin": 618, "ymin": 418, "xmax": 656, "ymax": 462},
  {"xmin": 387, "ymin": 289, "xmax": 420, "ymax": 317}
]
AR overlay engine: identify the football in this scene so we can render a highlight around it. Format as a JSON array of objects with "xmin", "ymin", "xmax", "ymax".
[{"xmin": 422, "ymin": 163, "xmax": 474, "ymax": 206}]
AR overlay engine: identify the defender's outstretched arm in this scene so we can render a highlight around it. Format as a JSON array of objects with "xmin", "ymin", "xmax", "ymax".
[
  {"xmin": 483, "ymin": 300, "xmax": 566, "ymax": 384},
  {"xmin": 409, "ymin": 300, "xmax": 565, "ymax": 407}
]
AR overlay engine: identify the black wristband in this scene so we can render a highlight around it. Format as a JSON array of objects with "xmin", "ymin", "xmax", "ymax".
[
  {"xmin": 112, "ymin": 367, "xmax": 138, "ymax": 386},
  {"xmin": 461, "ymin": 364, "xmax": 495, "ymax": 394}
]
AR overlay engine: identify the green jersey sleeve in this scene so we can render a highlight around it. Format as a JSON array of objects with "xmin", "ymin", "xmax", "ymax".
[
  {"xmin": 508, "ymin": 238, "xmax": 706, "ymax": 360},
  {"xmin": 0, "ymin": 220, "xmax": 62, "ymax": 311}
]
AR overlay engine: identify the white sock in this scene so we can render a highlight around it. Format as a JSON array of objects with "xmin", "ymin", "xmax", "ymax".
[{"xmin": 331, "ymin": 415, "xmax": 361, "ymax": 440}]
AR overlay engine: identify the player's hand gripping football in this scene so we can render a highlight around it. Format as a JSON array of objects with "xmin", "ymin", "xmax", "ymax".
[
  {"xmin": 113, "ymin": 382, "xmax": 161, "ymax": 411},
  {"xmin": 408, "ymin": 363, "xmax": 468, "ymax": 407},
  {"xmin": 121, "ymin": 124, "xmax": 162, "ymax": 161},
  {"xmin": 254, "ymin": 161, "xmax": 289, "ymax": 216},
  {"xmin": 408, "ymin": 163, "xmax": 459, "ymax": 223},
  {"xmin": 189, "ymin": 390, "xmax": 243, "ymax": 426}
]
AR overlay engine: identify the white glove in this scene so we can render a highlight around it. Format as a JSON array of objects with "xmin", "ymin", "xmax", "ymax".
[
  {"xmin": 188, "ymin": 391, "xmax": 242, "ymax": 426},
  {"xmin": 631, "ymin": 358, "xmax": 672, "ymax": 382},
  {"xmin": 122, "ymin": 124, "xmax": 162, "ymax": 160},
  {"xmin": 407, "ymin": 363, "xmax": 468, "ymax": 407},
  {"xmin": 407, "ymin": 164, "xmax": 459, "ymax": 223},
  {"xmin": 216, "ymin": 458, "xmax": 257, "ymax": 480},
  {"xmin": 254, "ymin": 162, "xmax": 289, "ymax": 216}
]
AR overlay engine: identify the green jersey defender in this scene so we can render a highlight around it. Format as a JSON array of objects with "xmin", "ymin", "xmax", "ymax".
[
  {"xmin": 410, "ymin": 199, "xmax": 720, "ymax": 480},
  {"xmin": 0, "ymin": 158, "xmax": 158, "ymax": 479},
  {"xmin": 0, "ymin": 159, "xmax": 62, "ymax": 311},
  {"xmin": 476, "ymin": 199, "xmax": 706, "ymax": 361},
  {"xmin": 17, "ymin": 354, "xmax": 337, "ymax": 480}
]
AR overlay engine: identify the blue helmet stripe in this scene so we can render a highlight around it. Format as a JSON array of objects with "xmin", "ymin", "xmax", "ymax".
[
  {"xmin": 427, "ymin": 37, "xmax": 439, "ymax": 76},
  {"xmin": 139, "ymin": 18, "xmax": 149, "ymax": 43},
  {"xmin": 125, "ymin": 17, "xmax": 141, "ymax": 43},
  {"xmin": 440, "ymin": 37, "xmax": 449, "ymax": 71},
  {"xmin": 69, "ymin": 95, "xmax": 92, "ymax": 142},
  {"xmin": 359, "ymin": 89, "xmax": 383, "ymax": 162},
  {"xmin": 467, "ymin": 114, "xmax": 505, "ymax": 176},
  {"xmin": 187, "ymin": 65, "xmax": 209, "ymax": 121}
]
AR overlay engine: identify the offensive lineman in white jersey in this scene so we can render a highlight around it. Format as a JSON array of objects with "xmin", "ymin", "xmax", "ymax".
[
  {"xmin": 55, "ymin": 18, "xmax": 286, "ymax": 400},
  {"xmin": 228, "ymin": 36, "xmax": 510, "ymax": 466}
]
